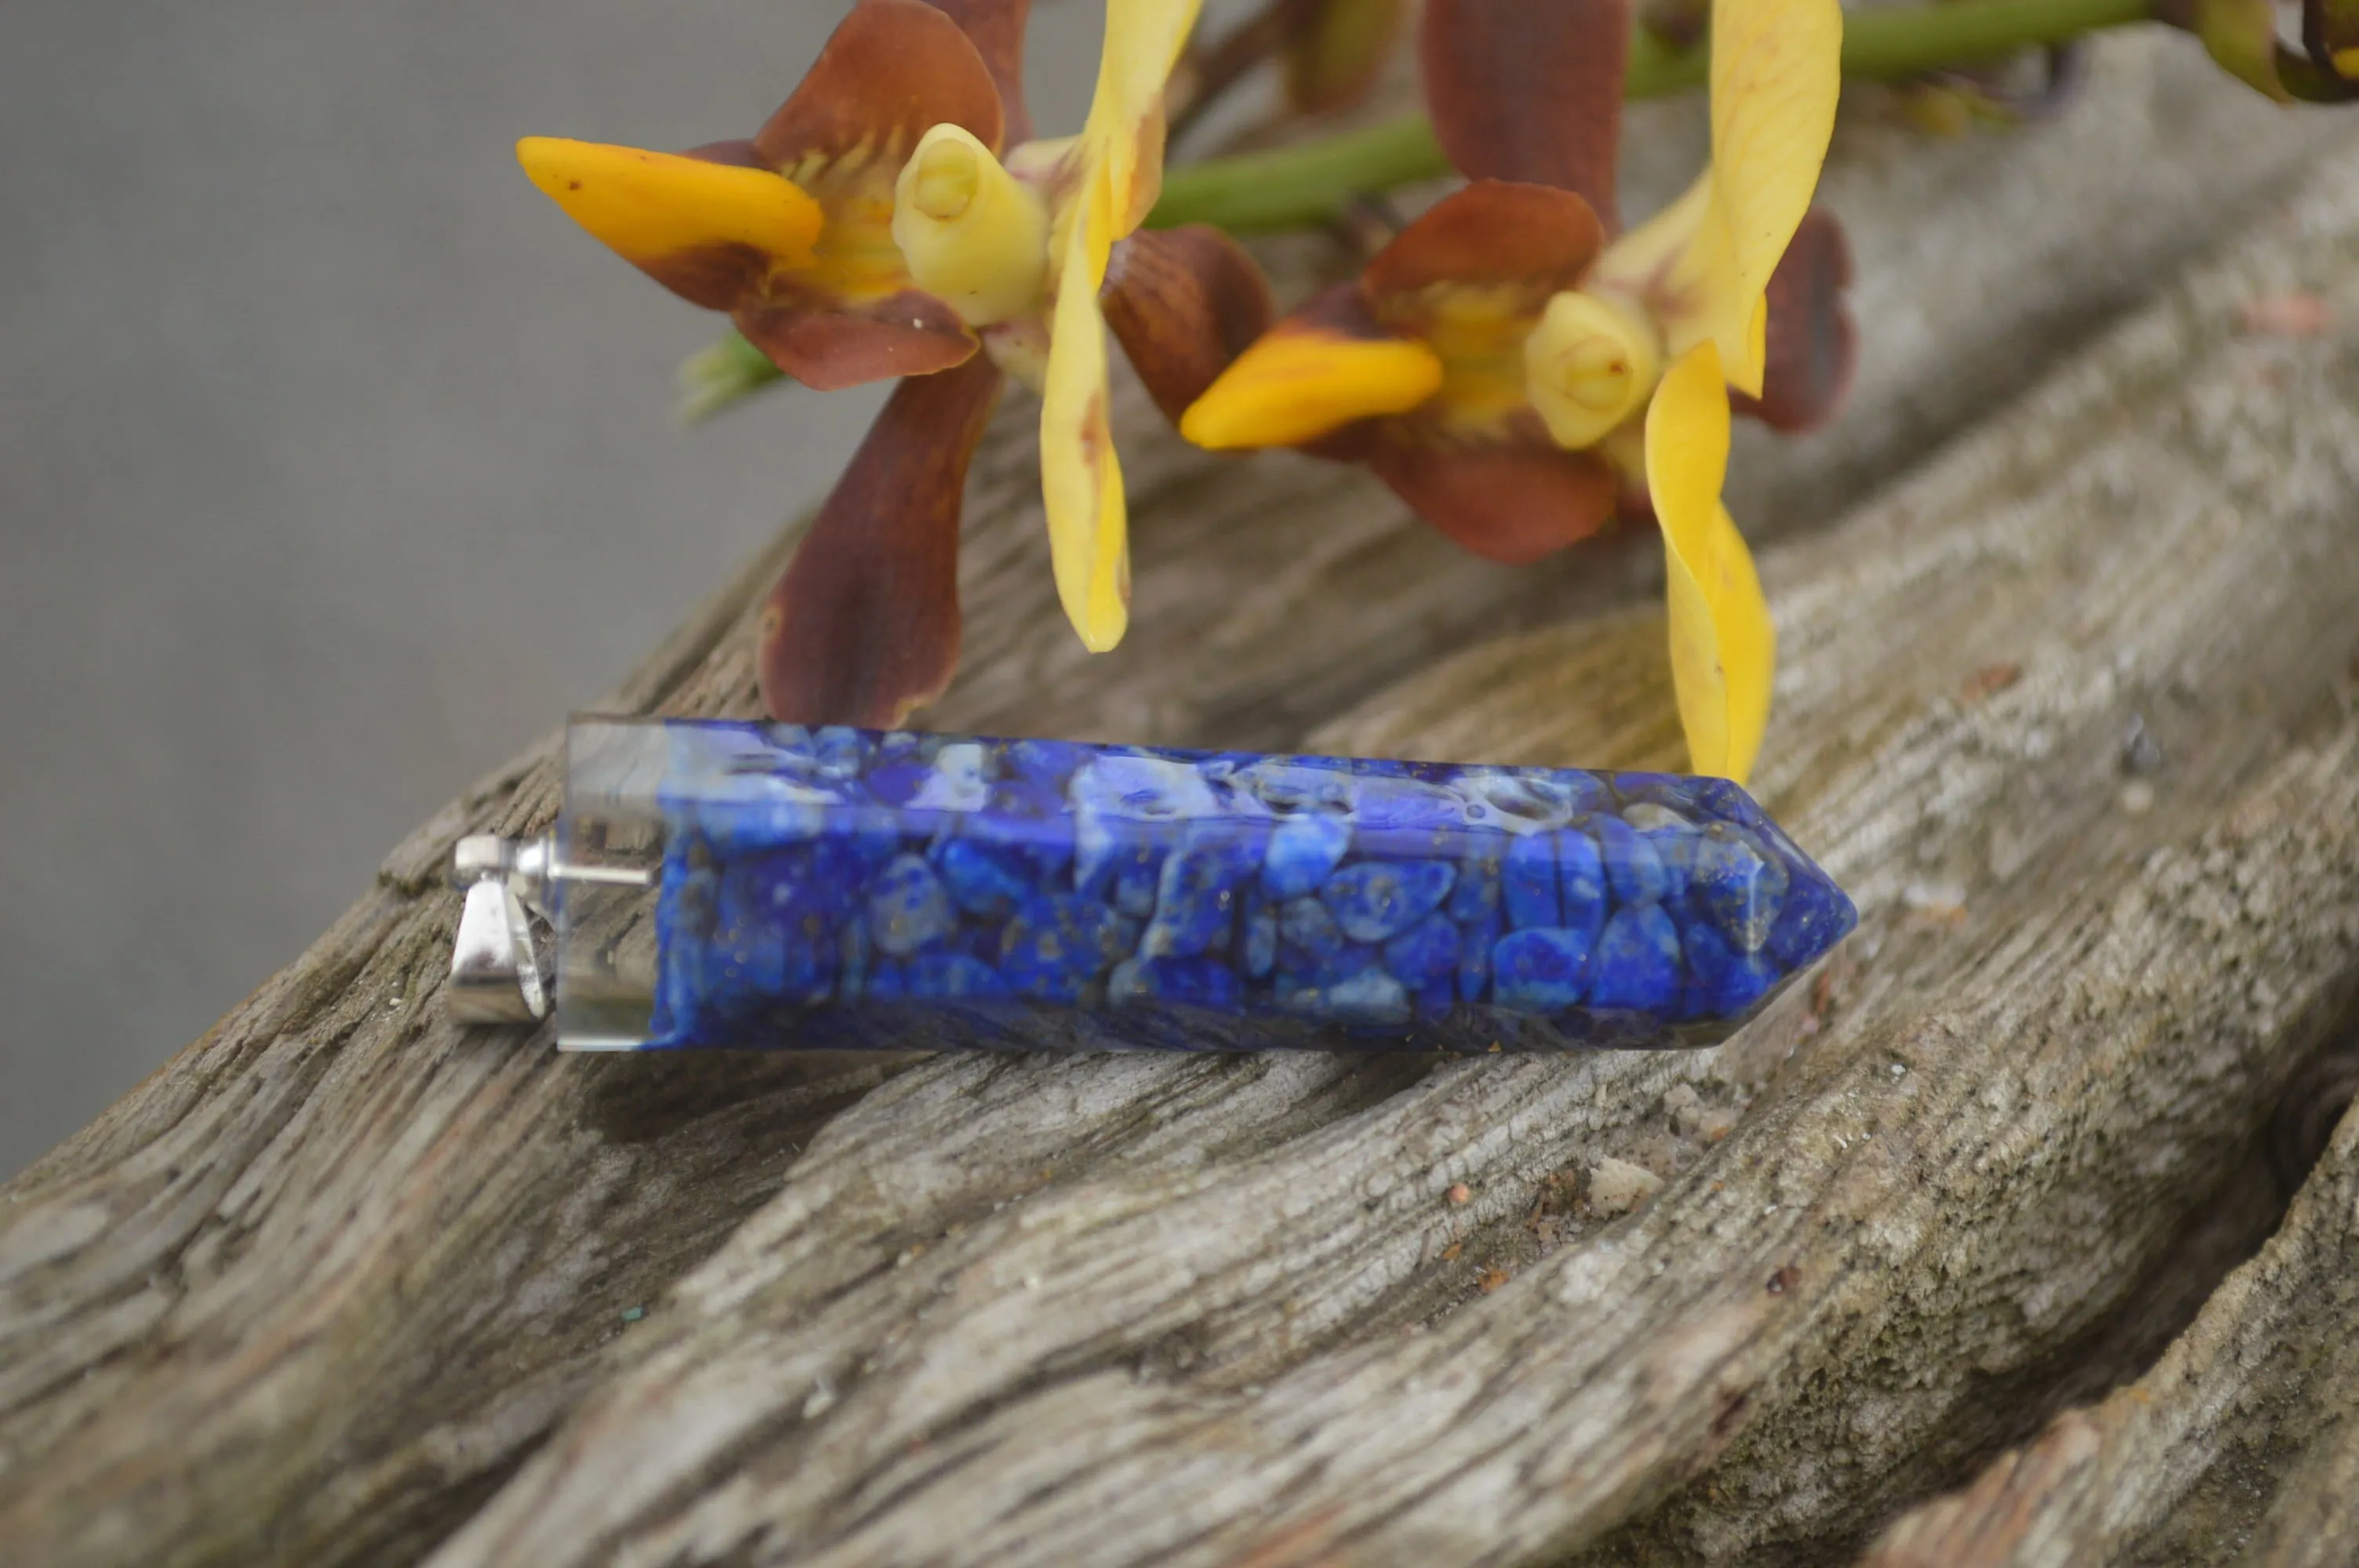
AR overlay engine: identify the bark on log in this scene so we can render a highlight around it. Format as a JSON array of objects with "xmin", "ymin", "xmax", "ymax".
[{"xmin": 3, "ymin": 38, "xmax": 2357, "ymax": 1568}]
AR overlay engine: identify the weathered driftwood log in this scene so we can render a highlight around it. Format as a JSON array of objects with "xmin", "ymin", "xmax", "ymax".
[
  {"xmin": 2, "ymin": 40, "xmax": 2356, "ymax": 1568},
  {"xmin": 1866, "ymin": 1044, "xmax": 2359, "ymax": 1567}
]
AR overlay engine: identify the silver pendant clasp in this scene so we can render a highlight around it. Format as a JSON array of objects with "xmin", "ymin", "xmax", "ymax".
[
  {"xmin": 446, "ymin": 833, "xmax": 652, "ymax": 1025},
  {"xmin": 448, "ymin": 834, "xmax": 551, "ymax": 1023}
]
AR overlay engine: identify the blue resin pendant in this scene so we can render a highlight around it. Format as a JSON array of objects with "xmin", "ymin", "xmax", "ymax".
[{"xmin": 448, "ymin": 718, "xmax": 1854, "ymax": 1052}]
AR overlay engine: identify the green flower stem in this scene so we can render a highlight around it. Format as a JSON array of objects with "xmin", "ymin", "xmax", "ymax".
[
  {"xmin": 1149, "ymin": 0, "xmax": 2156, "ymax": 232},
  {"xmin": 677, "ymin": 330, "xmax": 791, "ymax": 424},
  {"xmin": 1149, "ymin": 117, "xmax": 1452, "ymax": 235}
]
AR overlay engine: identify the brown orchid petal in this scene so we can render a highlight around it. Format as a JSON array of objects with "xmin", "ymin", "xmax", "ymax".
[
  {"xmin": 1732, "ymin": 207, "xmax": 1856, "ymax": 435},
  {"xmin": 754, "ymin": 0, "xmax": 1005, "ymax": 169},
  {"xmin": 1368, "ymin": 438, "xmax": 1619, "ymax": 564},
  {"xmin": 1285, "ymin": 0, "xmax": 1409, "ymax": 114},
  {"xmin": 637, "ymin": 246, "xmax": 774, "ymax": 314},
  {"xmin": 1101, "ymin": 225, "xmax": 1277, "ymax": 425},
  {"xmin": 925, "ymin": 0, "xmax": 1036, "ymax": 142},
  {"xmin": 681, "ymin": 138, "xmax": 765, "ymax": 169},
  {"xmin": 1291, "ymin": 278, "xmax": 1395, "ymax": 340},
  {"xmin": 1419, "ymin": 0, "xmax": 1631, "ymax": 228},
  {"xmin": 736, "ymin": 290, "xmax": 977, "ymax": 391},
  {"xmin": 1361, "ymin": 180, "xmax": 1604, "ymax": 325},
  {"xmin": 758, "ymin": 357, "xmax": 1005, "ymax": 727}
]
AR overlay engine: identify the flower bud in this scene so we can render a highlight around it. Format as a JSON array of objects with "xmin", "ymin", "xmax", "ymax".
[
  {"xmin": 2309, "ymin": 0, "xmax": 2359, "ymax": 80},
  {"xmin": 909, "ymin": 136, "xmax": 981, "ymax": 221},
  {"xmin": 1283, "ymin": 0, "xmax": 1408, "ymax": 114},
  {"xmin": 892, "ymin": 124, "xmax": 1051, "ymax": 327},
  {"xmin": 1525, "ymin": 289, "xmax": 1662, "ymax": 451},
  {"xmin": 676, "ymin": 332, "xmax": 785, "ymax": 425},
  {"xmin": 2172, "ymin": 0, "xmax": 2359, "ymax": 100}
]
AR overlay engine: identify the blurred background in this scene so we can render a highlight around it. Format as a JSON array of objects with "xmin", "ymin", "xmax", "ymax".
[{"xmin": 0, "ymin": 1, "xmax": 1121, "ymax": 1176}]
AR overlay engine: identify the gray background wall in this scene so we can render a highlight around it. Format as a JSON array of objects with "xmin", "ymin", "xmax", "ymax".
[{"xmin": 0, "ymin": 1, "xmax": 1114, "ymax": 1175}]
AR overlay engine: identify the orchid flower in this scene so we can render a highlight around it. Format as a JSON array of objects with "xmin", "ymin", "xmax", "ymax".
[
  {"xmin": 518, "ymin": 0, "xmax": 1016, "ymax": 390},
  {"xmin": 1181, "ymin": 0, "xmax": 1852, "ymax": 784},
  {"xmin": 517, "ymin": 0, "xmax": 1268, "ymax": 725}
]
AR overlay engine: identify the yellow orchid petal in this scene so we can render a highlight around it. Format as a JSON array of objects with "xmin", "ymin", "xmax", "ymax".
[
  {"xmin": 1645, "ymin": 343, "xmax": 1728, "ymax": 535},
  {"xmin": 891, "ymin": 125, "xmax": 1050, "ymax": 327},
  {"xmin": 1666, "ymin": 498, "xmax": 1774, "ymax": 782},
  {"xmin": 1078, "ymin": 0, "xmax": 1205, "ymax": 242},
  {"xmin": 1039, "ymin": 216, "xmax": 1130, "ymax": 652},
  {"xmin": 1030, "ymin": 0, "xmax": 1201, "ymax": 653},
  {"xmin": 516, "ymin": 137, "xmax": 821, "ymax": 271},
  {"xmin": 1647, "ymin": 342, "xmax": 1774, "ymax": 783},
  {"xmin": 1180, "ymin": 326, "xmax": 1441, "ymax": 451},
  {"xmin": 1594, "ymin": 170, "xmax": 1714, "ymax": 300},
  {"xmin": 1692, "ymin": 0, "xmax": 1842, "ymax": 394}
]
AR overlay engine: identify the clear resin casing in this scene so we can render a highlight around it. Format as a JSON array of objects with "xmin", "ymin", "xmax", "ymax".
[{"xmin": 543, "ymin": 717, "xmax": 1855, "ymax": 1053}]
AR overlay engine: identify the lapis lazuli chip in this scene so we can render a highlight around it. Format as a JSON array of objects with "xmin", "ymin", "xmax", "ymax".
[{"xmin": 639, "ymin": 722, "xmax": 1855, "ymax": 1051}]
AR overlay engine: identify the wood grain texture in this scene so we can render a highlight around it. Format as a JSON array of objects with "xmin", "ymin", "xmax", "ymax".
[
  {"xmin": 2, "ymin": 39, "xmax": 2357, "ymax": 1568},
  {"xmin": 1865, "ymin": 1047, "xmax": 2359, "ymax": 1568}
]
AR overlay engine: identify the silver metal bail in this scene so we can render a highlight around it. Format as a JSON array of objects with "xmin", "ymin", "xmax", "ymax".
[{"xmin": 448, "ymin": 833, "xmax": 551, "ymax": 1024}]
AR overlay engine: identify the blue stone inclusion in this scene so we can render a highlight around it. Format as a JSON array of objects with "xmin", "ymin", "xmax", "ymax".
[{"xmin": 640, "ymin": 723, "xmax": 1855, "ymax": 1052}]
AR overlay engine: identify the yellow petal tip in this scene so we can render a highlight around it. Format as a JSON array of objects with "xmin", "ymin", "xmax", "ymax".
[
  {"xmin": 1048, "ymin": 549, "xmax": 1131, "ymax": 655},
  {"xmin": 1181, "ymin": 328, "xmax": 1442, "ymax": 451},
  {"xmin": 1076, "ymin": 608, "xmax": 1128, "ymax": 654},
  {"xmin": 516, "ymin": 137, "xmax": 821, "ymax": 270}
]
